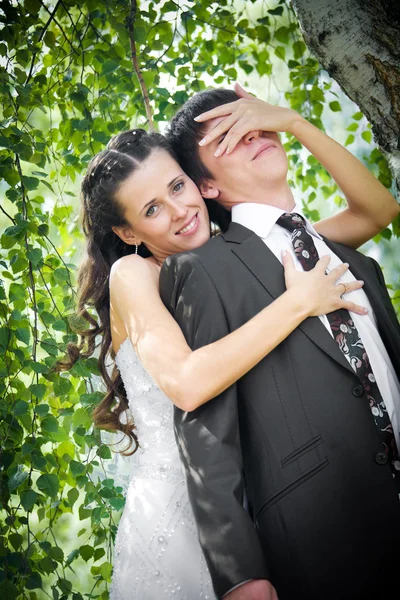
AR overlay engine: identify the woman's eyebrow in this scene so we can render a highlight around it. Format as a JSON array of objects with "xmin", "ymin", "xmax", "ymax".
[{"xmin": 139, "ymin": 176, "xmax": 182, "ymax": 214}]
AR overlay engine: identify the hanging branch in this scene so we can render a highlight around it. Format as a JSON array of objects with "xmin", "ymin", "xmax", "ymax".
[
  {"xmin": 126, "ymin": 0, "xmax": 155, "ymax": 130},
  {"xmin": 0, "ymin": 205, "xmax": 16, "ymax": 224},
  {"xmin": 26, "ymin": 0, "xmax": 63, "ymax": 84}
]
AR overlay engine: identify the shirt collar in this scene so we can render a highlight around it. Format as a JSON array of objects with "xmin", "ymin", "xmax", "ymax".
[{"xmin": 231, "ymin": 201, "xmax": 323, "ymax": 240}]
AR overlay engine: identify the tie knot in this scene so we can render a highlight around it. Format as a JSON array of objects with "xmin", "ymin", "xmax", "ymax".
[{"xmin": 277, "ymin": 212, "xmax": 306, "ymax": 233}]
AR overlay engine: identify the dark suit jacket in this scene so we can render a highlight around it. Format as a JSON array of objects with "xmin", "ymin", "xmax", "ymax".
[{"xmin": 160, "ymin": 223, "xmax": 400, "ymax": 600}]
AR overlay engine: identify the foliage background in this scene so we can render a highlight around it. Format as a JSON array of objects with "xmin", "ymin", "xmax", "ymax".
[{"xmin": 0, "ymin": 0, "xmax": 398, "ymax": 598}]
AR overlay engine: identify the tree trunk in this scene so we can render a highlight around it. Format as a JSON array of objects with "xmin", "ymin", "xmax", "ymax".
[{"xmin": 291, "ymin": 0, "xmax": 400, "ymax": 193}]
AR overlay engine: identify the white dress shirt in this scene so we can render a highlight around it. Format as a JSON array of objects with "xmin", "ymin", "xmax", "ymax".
[{"xmin": 232, "ymin": 201, "xmax": 400, "ymax": 451}]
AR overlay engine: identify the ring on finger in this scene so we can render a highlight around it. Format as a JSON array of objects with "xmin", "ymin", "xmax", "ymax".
[{"xmin": 339, "ymin": 282, "xmax": 348, "ymax": 298}]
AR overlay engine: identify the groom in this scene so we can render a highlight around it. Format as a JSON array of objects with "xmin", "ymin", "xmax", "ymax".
[{"xmin": 160, "ymin": 88, "xmax": 400, "ymax": 599}]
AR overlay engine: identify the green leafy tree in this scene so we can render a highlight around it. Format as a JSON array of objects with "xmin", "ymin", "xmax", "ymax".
[{"xmin": 0, "ymin": 1, "xmax": 398, "ymax": 598}]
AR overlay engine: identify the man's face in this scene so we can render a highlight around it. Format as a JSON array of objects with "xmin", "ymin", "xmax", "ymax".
[{"xmin": 198, "ymin": 116, "xmax": 289, "ymax": 207}]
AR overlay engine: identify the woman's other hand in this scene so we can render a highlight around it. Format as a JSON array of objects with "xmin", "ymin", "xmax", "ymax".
[
  {"xmin": 195, "ymin": 82, "xmax": 302, "ymax": 156},
  {"xmin": 282, "ymin": 252, "xmax": 367, "ymax": 317}
]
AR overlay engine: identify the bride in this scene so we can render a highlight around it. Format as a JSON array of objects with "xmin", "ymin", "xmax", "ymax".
[{"xmin": 62, "ymin": 90, "xmax": 396, "ymax": 599}]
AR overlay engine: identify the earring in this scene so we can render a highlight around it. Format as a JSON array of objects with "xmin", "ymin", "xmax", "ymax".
[{"xmin": 135, "ymin": 243, "xmax": 138, "ymax": 255}]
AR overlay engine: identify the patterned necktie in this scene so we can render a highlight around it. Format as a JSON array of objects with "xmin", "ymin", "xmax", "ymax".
[{"xmin": 277, "ymin": 212, "xmax": 399, "ymax": 483}]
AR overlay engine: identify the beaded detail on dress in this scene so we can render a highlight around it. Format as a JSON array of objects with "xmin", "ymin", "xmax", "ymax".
[{"xmin": 109, "ymin": 338, "xmax": 215, "ymax": 600}]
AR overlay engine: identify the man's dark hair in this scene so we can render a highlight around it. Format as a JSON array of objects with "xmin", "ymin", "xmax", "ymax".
[{"xmin": 167, "ymin": 88, "xmax": 238, "ymax": 232}]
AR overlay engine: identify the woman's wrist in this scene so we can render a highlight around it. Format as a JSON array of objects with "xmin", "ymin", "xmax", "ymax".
[
  {"xmin": 282, "ymin": 287, "xmax": 311, "ymax": 322},
  {"xmin": 286, "ymin": 112, "xmax": 309, "ymax": 137}
]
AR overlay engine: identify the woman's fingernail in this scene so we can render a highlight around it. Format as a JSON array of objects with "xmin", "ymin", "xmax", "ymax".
[
  {"xmin": 214, "ymin": 148, "xmax": 221, "ymax": 157},
  {"xmin": 198, "ymin": 138, "xmax": 206, "ymax": 146},
  {"xmin": 344, "ymin": 262, "xmax": 349, "ymax": 267},
  {"xmin": 363, "ymin": 307, "xmax": 368, "ymax": 313},
  {"xmin": 226, "ymin": 147, "xmax": 230, "ymax": 154},
  {"xmin": 282, "ymin": 249, "xmax": 287, "ymax": 257},
  {"xmin": 360, "ymin": 280, "xmax": 364, "ymax": 285}
]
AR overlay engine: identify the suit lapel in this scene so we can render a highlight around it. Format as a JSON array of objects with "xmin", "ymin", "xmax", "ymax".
[
  {"xmin": 223, "ymin": 223, "xmax": 355, "ymax": 375},
  {"xmin": 324, "ymin": 237, "xmax": 400, "ymax": 373},
  {"xmin": 323, "ymin": 237, "xmax": 385, "ymax": 316}
]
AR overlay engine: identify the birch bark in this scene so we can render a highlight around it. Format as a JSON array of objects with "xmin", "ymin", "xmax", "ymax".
[{"xmin": 291, "ymin": 0, "xmax": 400, "ymax": 191}]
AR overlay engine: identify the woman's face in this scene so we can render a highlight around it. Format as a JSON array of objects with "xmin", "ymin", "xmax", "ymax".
[{"xmin": 114, "ymin": 149, "xmax": 210, "ymax": 263}]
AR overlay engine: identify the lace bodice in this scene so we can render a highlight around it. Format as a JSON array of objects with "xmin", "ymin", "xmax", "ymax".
[{"xmin": 114, "ymin": 337, "xmax": 185, "ymax": 486}]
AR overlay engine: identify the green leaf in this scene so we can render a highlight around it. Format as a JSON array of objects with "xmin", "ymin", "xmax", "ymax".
[
  {"xmin": 80, "ymin": 544, "xmax": 94, "ymax": 561},
  {"xmin": 30, "ymin": 383, "xmax": 46, "ymax": 399},
  {"xmin": 93, "ymin": 547, "xmax": 106, "ymax": 561},
  {"xmin": 21, "ymin": 489, "xmax": 39, "ymax": 511},
  {"xmin": 361, "ymin": 130, "xmax": 372, "ymax": 143},
  {"xmin": 53, "ymin": 376, "xmax": 72, "ymax": 396},
  {"xmin": 292, "ymin": 40, "xmax": 306, "ymax": 59},
  {"xmin": 9, "ymin": 283, "xmax": 26, "ymax": 302},
  {"xmin": 109, "ymin": 497, "xmax": 125, "ymax": 511},
  {"xmin": 25, "ymin": 571, "xmax": 42, "ymax": 590},
  {"xmin": 67, "ymin": 487, "xmax": 79, "ymax": 508},
  {"xmin": 25, "ymin": 0, "xmax": 42, "ymax": 14},
  {"xmin": 66, "ymin": 548, "xmax": 80, "ymax": 565},
  {"xmin": 31, "ymin": 361, "xmax": 48, "ymax": 374},
  {"xmin": 269, "ymin": 6, "xmax": 284, "ymax": 15},
  {"xmin": 14, "ymin": 400, "xmax": 29, "ymax": 416},
  {"xmin": 36, "ymin": 404, "xmax": 49, "ymax": 416},
  {"xmin": 97, "ymin": 445, "xmax": 112, "ymax": 459},
  {"xmin": 0, "ymin": 581, "xmax": 19, "ymax": 599},
  {"xmin": 102, "ymin": 59, "xmax": 119, "ymax": 75},
  {"xmin": 53, "ymin": 319, "xmax": 67, "ymax": 332},
  {"xmin": 70, "ymin": 460, "xmax": 86, "ymax": 477},
  {"xmin": 275, "ymin": 27, "xmax": 289, "ymax": 44},
  {"xmin": 73, "ymin": 406, "xmax": 92, "ymax": 429},
  {"xmin": 3, "ymin": 225, "xmax": 24, "ymax": 237},
  {"xmin": 15, "ymin": 327, "xmax": 30, "ymax": 345},
  {"xmin": 27, "ymin": 248, "xmax": 43, "ymax": 266},
  {"xmin": 99, "ymin": 561, "xmax": 113, "ymax": 581},
  {"xmin": 40, "ymin": 337, "xmax": 59, "ymax": 356},
  {"xmin": 8, "ymin": 466, "xmax": 29, "ymax": 493},
  {"xmin": 0, "ymin": 327, "xmax": 10, "ymax": 351},
  {"xmin": 41, "ymin": 415, "xmax": 59, "ymax": 433},
  {"xmin": 329, "ymin": 101, "xmax": 341, "ymax": 112},
  {"xmin": 48, "ymin": 546, "xmax": 64, "ymax": 562},
  {"xmin": 9, "ymin": 532, "xmax": 23, "ymax": 550},
  {"xmin": 53, "ymin": 267, "xmax": 70, "ymax": 285},
  {"xmin": 39, "ymin": 556, "xmax": 56, "ymax": 574},
  {"xmin": 275, "ymin": 46, "xmax": 286, "ymax": 60},
  {"xmin": 36, "ymin": 473, "xmax": 59, "ymax": 498}
]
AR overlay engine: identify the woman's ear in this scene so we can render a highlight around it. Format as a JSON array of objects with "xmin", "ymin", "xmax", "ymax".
[
  {"xmin": 199, "ymin": 180, "xmax": 220, "ymax": 199},
  {"xmin": 112, "ymin": 225, "xmax": 141, "ymax": 246}
]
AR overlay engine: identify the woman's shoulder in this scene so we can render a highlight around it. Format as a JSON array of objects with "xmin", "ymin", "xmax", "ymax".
[
  {"xmin": 110, "ymin": 255, "xmax": 160, "ymax": 301},
  {"xmin": 110, "ymin": 254, "xmax": 158, "ymax": 283}
]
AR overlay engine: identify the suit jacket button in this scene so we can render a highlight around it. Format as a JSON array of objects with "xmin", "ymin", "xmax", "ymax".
[
  {"xmin": 375, "ymin": 451, "xmax": 388, "ymax": 465},
  {"xmin": 352, "ymin": 384, "xmax": 364, "ymax": 397}
]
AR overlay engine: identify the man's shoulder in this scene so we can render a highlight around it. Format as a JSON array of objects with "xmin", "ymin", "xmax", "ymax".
[
  {"xmin": 323, "ymin": 236, "xmax": 377, "ymax": 267},
  {"xmin": 163, "ymin": 233, "xmax": 229, "ymax": 273}
]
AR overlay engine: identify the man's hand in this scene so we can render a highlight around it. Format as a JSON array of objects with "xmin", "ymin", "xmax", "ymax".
[
  {"xmin": 224, "ymin": 579, "xmax": 278, "ymax": 600},
  {"xmin": 195, "ymin": 82, "xmax": 302, "ymax": 156}
]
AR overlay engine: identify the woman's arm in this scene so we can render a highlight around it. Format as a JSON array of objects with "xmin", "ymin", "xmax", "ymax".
[
  {"xmin": 110, "ymin": 253, "xmax": 365, "ymax": 412},
  {"xmin": 196, "ymin": 83, "xmax": 399, "ymax": 249},
  {"xmin": 288, "ymin": 117, "xmax": 399, "ymax": 247}
]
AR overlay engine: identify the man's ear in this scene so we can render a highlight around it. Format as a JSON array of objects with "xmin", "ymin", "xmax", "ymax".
[
  {"xmin": 199, "ymin": 180, "xmax": 220, "ymax": 199},
  {"xmin": 112, "ymin": 225, "xmax": 141, "ymax": 247}
]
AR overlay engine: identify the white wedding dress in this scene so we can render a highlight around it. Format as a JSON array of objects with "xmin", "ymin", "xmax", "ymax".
[{"xmin": 109, "ymin": 338, "xmax": 216, "ymax": 600}]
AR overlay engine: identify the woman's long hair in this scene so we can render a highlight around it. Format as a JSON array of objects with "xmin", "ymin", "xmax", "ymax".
[{"xmin": 56, "ymin": 129, "xmax": 177, "ymax": 454}]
